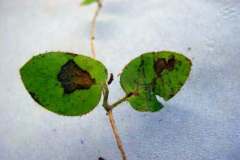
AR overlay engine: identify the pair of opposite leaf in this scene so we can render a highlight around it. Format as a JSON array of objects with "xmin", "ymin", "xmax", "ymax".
[
  {"xmin": 20, "ymin": 0, "xmax": 192, "ymax": 116},
  {"xmin": 20, "ymin": 51, "xmax": 191, "ymax": 116}
]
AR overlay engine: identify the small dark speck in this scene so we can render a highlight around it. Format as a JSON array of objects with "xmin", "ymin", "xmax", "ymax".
[
  {"xmin": 52, "ymin": 129, "xmax": 57, "ymax": 132},
  {"xmin": 187, "ymin": 47, "xmax": 192, "ymax": 51},
  {"xmin": 159, "ymin": 119, "xmax": 163, "ymax": 122},
  {"xmin": 98, "ymin": 157, "xmax": 105, "ymax": 160},
  {"xmin": 80, "ymin": 140, "xmax": 84, "ymax": 144}
]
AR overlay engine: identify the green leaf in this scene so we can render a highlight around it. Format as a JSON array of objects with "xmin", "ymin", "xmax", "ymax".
[
  {"xmin": 120, "ymin": 51, "xmax": 192, "ymax": 112},
  {"xmin": 20, "ymin": 52, "xmax": 107, "ymax": 116},
  {"xmin": 81, "ymin": 0, "xmax": 97, "ymax": 5}
]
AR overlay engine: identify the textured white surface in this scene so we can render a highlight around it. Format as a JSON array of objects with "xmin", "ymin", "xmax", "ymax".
[{"xmin": 1, "ymin": 0, "xmax": 240, "ymax": 160}]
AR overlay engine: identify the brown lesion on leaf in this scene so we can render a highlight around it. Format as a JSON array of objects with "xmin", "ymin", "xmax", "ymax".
[
  {"xmin": 57, "ymin": 60, "xmax": 95, "ymax": 94},
  {"xmin": 186, "ymin": 57, "xmax": 192, "ymax": 65},
  {"xmin": 127, "ymin": 91, "xmax": 139, "ymax": 98},
  {"xmin": 154, "ymin": 56, "xmax": 176, "ymax": 76},
  {"xmin": 154, "ymin": 58, "xmax": 165, "ymax": 76}
]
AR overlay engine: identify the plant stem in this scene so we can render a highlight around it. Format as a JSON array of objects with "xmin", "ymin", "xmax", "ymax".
[
  {"xmin": 102, "ymin": 84, "xmax": 132, "ymax": 160},
  {"xmin": 89, "ymin": 1, "xmax": 128, "ymax": 159},
  {"xmin": 102, "ymin": 84, "xmax": 133, "ymax": 110},
  {"xmin": 90, "ymin": 0, "xmax": 102, "ymax": 58},
  {"xmin": 108, "ymin": 110, "xmax": 127, "ymax": 160}
]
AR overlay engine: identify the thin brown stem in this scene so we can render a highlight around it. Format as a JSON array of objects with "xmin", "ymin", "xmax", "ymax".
[
  {"xmin": 89, "ymin": 1, "xmax": 128, "ymax": 159},
  {"xmin": 102, "ymin": 84, "xmax": 110, "ymax": 110},
  {"xmin": 108, "ymin": 110, "xmax": 127, "ymax": 160},
  {"xmin": 102, "ymin": 84, "xmax": 135, "ymax": 160},
  {"xmin": 110, "ymin": 93, "xmax": 133, "ymax": 110},
  {"xmin": 90, "ymin": 0, "xmax": 102, "ymax": 58},
  {"xmin": 102, "ymin": 84, "xmax": 133, "ymax": 111}
]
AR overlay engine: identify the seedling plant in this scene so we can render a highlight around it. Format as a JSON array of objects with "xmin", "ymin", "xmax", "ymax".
[{"xmin": 20, "ymin": 0, "xmax": 192, "ymax": 160}]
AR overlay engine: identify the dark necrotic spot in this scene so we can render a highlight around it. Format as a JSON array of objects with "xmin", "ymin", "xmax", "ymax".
[
  {"xmin": 107, "ymin": 73, "xmax": 114, "ymax": 85},
  {"xmin": 154, "ymin": 58, "xmax": 166, "ymax": 76},
  {"xmin": 154, "ymin": 57, "xmax": 176, "ymax": 76},
  {"xmin": 169, "ymin": 93, "xmax": 175, "ymax": 98},
  {"xmin": 166, "ymin": 57, "xmax": 176, "ymax": 70},
  {"xmin": 29, "ymin": 91, "xmax": 42, "ymax": 105},
  {"xmin": 98, "ymin": 157, "xmax": 105, "ymax": 160},
  {"xmin": 57, "ymin": 60, "xmax": 95, "ymax": 94},
  {"xmin": 186, "ymin": 57, "xmax": 192, "ymax": 65}
]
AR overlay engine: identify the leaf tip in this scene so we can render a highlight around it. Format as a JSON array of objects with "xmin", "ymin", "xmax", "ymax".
[{"xmin": 80, "ymin": 0, "xmax": 97, "ymax": 6}]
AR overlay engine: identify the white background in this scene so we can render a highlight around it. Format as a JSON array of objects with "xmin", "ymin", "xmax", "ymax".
[{"xmin": 1, "ymin": 0, "xmax": 240, "ymax": 160}]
